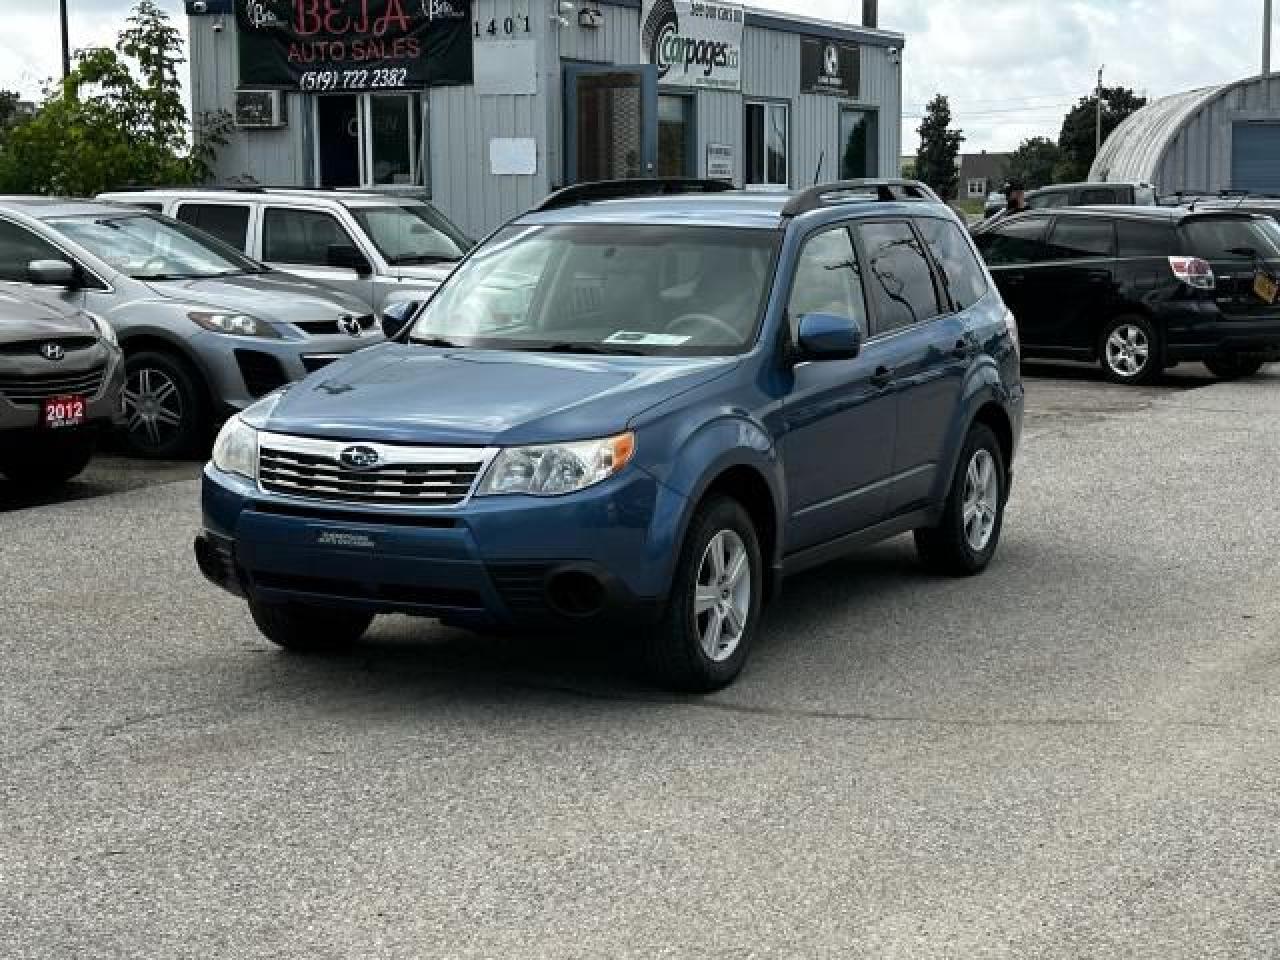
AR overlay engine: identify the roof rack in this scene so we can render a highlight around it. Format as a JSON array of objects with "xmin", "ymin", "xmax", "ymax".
[
  {"xmin": 533, "ymin": 178, "xmax": 735, "ymax": 212},
  {"xmin": 782, "ymin": 179, "xmax": 942, "ymax": 217}
]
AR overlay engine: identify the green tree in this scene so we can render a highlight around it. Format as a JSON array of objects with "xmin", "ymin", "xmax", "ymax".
[
  {"xmin": 1055, "ymin": 86, "xmax": 1147, "ymax": 183},
  {"xmin": 1006, "ymin": 136, "xmax": 1060, "ymax": 189},
  {"xmin": 0, "ymin": 0, "xmax": 228, "ymax": 195},
  {"xmin": 915, "ymin": 94, "xmax": 964, "ymax": 200},
  {"xmin": 0, "ymin": 90, "xmax": 24, "ymax": 131}
]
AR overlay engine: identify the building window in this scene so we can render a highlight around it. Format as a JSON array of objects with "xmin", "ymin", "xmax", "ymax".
[
  {"xmin": 839, "ymin": 109, "xmax": 878, "ymax": 179},
  {"xmin": 658, "ymin": 95, "xmax": 695, "ymax": 178},
  {"xmin": 967, "ymin": 178, "xmax": 987, "ymax": 198},
  {"xmin": 745, "ymin": 101, "xmax": 789, "ymax": 188},
  {"xmin": 314, "ymin": 93, "xmax": 424, "ymax": 189}
]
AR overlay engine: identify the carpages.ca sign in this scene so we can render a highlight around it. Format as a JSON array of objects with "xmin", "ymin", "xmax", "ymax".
[{"xmin": 641, "ymin": 0, "xmax": 743, "ymax": 92}]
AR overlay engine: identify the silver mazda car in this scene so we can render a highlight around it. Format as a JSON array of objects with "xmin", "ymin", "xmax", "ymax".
[{"xmin": 0, "ymin": 198, "xmax": 383, "ymax": 457}]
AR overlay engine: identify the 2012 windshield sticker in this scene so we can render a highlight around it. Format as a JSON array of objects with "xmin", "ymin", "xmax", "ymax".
[{"xmin": 604, "ymin": 331, "xmax": 692, "ymax": 346}]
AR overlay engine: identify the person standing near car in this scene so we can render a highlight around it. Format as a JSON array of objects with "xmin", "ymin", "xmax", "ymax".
[{"xmin": 972, "ymin": 180, "xmax": 1030, "ymax": 232}]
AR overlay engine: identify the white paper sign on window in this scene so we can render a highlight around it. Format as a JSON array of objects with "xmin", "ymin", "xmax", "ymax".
[
  {"xmin": 641, "ymin": 0, "xmax": 744, "ymax": 92},
  {"xmin": 490, "ymin": 138, "xmax": 538, "ymax": 176}
]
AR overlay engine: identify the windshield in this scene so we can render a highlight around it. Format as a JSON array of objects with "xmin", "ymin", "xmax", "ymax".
[
  {"xmin": 409, "ymin": 224, "xmax": 781, "ymax": 356},
  {"xmin": 351, "ymin": 204, "xmax": 471, "ymax": 265},
  {"xmin": 47, "ymin": 213, "xmax": 265, "ymax": 280}
]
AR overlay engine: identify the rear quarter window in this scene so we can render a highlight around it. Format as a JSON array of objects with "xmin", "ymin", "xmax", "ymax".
[{"xmin": 917, "ymin": 216, "xmax": 989, "ymax": 310}]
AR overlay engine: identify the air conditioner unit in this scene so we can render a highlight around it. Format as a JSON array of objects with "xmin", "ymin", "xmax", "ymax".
[{"xmin": 234, "ymin": 90, "xmax": 287, "ymax": 129}]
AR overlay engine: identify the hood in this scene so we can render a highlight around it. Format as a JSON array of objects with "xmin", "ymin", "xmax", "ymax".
[
  {"xmin": 0, "ymin": 288, "xmax": 95, "ymax": 346},
  {"xmin": 144, "ymin": 271, "xmax": 371, "ymax": 320},
  {"xmin": 390, "ymin": 262, "xmax": 455, "ymax": 284},
  {"xmin": 259, "ymin": 344, "xmax": 738, "ymax": 446}
]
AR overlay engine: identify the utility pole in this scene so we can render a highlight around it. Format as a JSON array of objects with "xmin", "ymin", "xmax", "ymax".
[
  {"xmin": 59, "ymin": 0, "xmax": 71, "ymax": 80},
  {"xmin": 1095, "ymin": 65, "xmax": 1104, "ymax": 156},
  {"xmin": 1266, "ymin": 0, "xmax": 1273, "ymax": 75}
]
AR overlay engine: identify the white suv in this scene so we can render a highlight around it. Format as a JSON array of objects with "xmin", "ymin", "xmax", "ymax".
[{"xmin": 97, "ymin": 188, "xmax": 472, "ymax": 314}]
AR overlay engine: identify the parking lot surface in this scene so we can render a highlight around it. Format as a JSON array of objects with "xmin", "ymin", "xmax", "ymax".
[{"xmin": 3, "ymin": 366, "xmax": 1279, "ymax": 958}]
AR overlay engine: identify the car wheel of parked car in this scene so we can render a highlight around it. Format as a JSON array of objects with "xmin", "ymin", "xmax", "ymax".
[
  {"xmin": 646, "ymin": 496, "xmax": 762, "ymax": 693},
  {"xmin": 1099, "ymin": 315, "xmax": 1160, "ymax": 385},
  {"xmin": 0, "ymin": 435, "xmax": 95, "ymax": 488},
  {"xmin": 249, "ymin": 601, "xmax": 374, "ymax": 654},
  {"xmin": 1203, "ymin": 356, "xmax": 1265, "ymax": 380},
  {"xmin": 122, "ymin": 350, "xmax": 206, "ymax": 459},
  {"xmin": 915, "ymin": 423, "xmax": 1007, "ymax": 576}
]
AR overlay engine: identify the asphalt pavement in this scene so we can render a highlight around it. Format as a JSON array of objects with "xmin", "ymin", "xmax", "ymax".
[{"xmin": 3, "ymin": 363, "xmax": 1279, "ymax": 958}]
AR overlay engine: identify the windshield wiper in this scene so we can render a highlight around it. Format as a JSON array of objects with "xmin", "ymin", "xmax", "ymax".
[
  {"xmin": 525, "ymin": 343, "xmax": 645, "ymax": 356},
  {"xmin": 410, "ymin": 336, "xmax": 459, "ymax": 348}
]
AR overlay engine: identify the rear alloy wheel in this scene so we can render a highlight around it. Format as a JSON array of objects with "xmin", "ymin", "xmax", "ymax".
[
  {"xmin": 1204, "ymin": 356, "xmax": 1265, "ymax": 380},
  {"xmin": 915, "ymin": 423, "xmax": 1007, "ymax": 576},
  {"xmin": 1099, "ymin": 315, "xmax": 1159, "ymax": 385},
  {"xmin": 121, "ymin": 351, "xmax": 206, "ymax": 458},
  {"xmin": 646, "ymin": 497, "xmax": 762, "ymax": 692},
  {"xmin": 249, "ymin": 601, "xmax": 374, "ymax": 654}
]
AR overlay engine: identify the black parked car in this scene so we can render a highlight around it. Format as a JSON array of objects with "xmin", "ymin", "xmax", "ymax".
[
  {"xmin": 1027, "ymin": 181, "xmax": 1158, "ymax": 210},
  {"xmin": 973, "ymin": 206, "xmax": 1280, "ymax": 383}
]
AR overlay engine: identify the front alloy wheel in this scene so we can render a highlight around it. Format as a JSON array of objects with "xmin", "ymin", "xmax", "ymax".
[{"xmin": 694, "ymin": 530, "xmax": 752, "ymax": 663}]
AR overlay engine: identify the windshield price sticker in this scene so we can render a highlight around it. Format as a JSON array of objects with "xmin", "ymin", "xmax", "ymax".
[{"xmin": 605, "ymin": 331, "xmax": 692, "ymax": 346}]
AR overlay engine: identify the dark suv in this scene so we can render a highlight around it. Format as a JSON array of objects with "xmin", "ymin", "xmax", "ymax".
[
  {"xmin": 195, "ymin": 178, "xmax": 1023, "ymax": 692},
  {"xmin": 973, "ymin": 206, "xmax": 1280, "ymax": 383}
]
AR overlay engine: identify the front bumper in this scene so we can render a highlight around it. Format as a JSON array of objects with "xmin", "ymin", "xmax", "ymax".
[
  {"xmin": 194, "ymin": 328, "xmax": 384, "ymax": 416},
  {"xmin": 0, "ymin": 347, "xmax": 125, "ymax": 434},
  {"xmin": 197, "ymin": 464, "xmax": 687, "ymax": 628}
]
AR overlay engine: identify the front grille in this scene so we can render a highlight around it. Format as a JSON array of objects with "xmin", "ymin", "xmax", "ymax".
[
  {"xmin": 293, "ymin": 314, "xmax": 376, "ymax": 335},
  {"xmin": 234, "ymin": 350, "xmax": 288, "ymax": 398},
  {"xmin": 251, "ymin": 571, "xmax": 482, "ymax": 609},
  {"xmin": 0, "ymin": 337, "xmax": 97, "ymax": 357},
  {"xmin": 259, "ymin": 444, "xmax": 485, "ymax": 506},
  {"xmin": 0, "ymin": 365, "xmax": 107, "ymax": 405}
]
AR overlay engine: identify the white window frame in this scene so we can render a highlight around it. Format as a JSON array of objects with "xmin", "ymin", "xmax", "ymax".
[
  {"xmin": 967, "ymin": 178, "xmax": 987, "ymax": 198},
  {"xmin": 744, "ymin": 100, "xmax": 790, "ymax": 190},
  {"xmin": 312, "ymin": 92, "xmax": 424, "ymax": 189}
]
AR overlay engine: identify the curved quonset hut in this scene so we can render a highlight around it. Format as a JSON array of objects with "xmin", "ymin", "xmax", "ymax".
[{"xmin": 1090, "ymin": 75, "xmax": 1280, "ymax": 195}]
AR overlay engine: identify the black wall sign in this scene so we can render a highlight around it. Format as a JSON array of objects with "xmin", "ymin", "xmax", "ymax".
[
  {"xmin": 800, "ymin": 38, "xmax": 859, "ymax": 97},
  {"xmin": 237, "ymin": 0, "xmax": 473, "ymax": 92}
]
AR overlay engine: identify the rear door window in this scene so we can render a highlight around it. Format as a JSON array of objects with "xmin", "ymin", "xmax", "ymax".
[
  {"xmin": 1047, "ymin": 217, "xmax": 1116, "ymax": 259},
  {"xmin": 175, "ymin": 203, "xmax": 252, "ymax": 252},
  {"xmin": 974, "ymin": 216, "xmax": 1052, "ymax": 266},
  {"xmin": 262, "ymin": 208, "xmax": 359, "ymax": 266},
  {"xmin": 855, "ymin": 221, "xmax": 943, "ymax": 335},
  {"xmin": 1181, "ymin": 217, "xmax": 1280, "ymax": 260},
  {"xmin": 917, "ymin": 216, "xmax": 989, "ymax": 310},
  {"xmin": 1117, "ymin": 220, "xmax": 1175, "ymax": 257}
]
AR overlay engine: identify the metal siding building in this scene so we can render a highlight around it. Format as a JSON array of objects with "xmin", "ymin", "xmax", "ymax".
[
  {"xmin": 1090, "ymin": 75, "xmax": 1280, "ymax": 195},
  {"xmin": 186, "ymin": 0, "xmax": 903, "ymax": 239}
]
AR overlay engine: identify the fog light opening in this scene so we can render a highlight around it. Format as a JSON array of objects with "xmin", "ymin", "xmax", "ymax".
[{"xmin": 546, "ymin": 570, "xmax": 606, "ymax": 619}]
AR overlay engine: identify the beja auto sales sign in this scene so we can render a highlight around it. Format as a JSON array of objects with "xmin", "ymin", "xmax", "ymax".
[{"xmin": 641, "ymin": 0, "xmax": 743, "ymax": 92}]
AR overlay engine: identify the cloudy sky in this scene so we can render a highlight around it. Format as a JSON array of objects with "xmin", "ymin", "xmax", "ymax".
[{"xmin": 1, "ymin": 0, "xmax": 1271, "ymax": 153}]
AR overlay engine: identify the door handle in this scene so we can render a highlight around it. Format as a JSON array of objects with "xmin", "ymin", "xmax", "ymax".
[{"xmin": 870, "ymin": 365, "xmax": 894, "ymax": 388}]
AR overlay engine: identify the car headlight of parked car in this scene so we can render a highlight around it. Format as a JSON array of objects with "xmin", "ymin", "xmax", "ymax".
[
  {"xmin": 189, "ymin": 311, "xmax": 280, "ymax": 338},
  {"xmin": 477, "ymin": 432, "xmax": 635, "ymax": 497},
  {"xmin": 86, "ymin": 312, "xmax": 118, "ymax": 347},
  {"xmin": 211, "ymin": 416, "xmax": 259, "ymax": 480}
]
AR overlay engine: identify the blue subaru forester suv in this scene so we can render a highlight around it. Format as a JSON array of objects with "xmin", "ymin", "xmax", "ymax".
[{"xmin": 196, "ymin": 179, "xmax": 1024, "ymax": 691}]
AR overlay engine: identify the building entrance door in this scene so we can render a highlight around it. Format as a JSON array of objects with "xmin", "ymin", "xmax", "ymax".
[{"xmin": 564, "ymin": 64, "xmax": 658, "ymax": 184}]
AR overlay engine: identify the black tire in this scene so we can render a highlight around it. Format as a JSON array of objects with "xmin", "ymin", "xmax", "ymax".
[
  {"xmin": 1204, "ymin": 356, "xmax": 1265, "ymax": 380},
  {"xmin": 915, "ymin": 423, "xmax": 1007, "ymax": 577},
  {"xmin": 645, "ymin": 496, "xmax": 763, "ymax": 693},
  {"xmin": 120, "ymin": 350, "xmax": 207, "ymax": 459},
  {"xmin": 0, "ymin": 435, "xmax": 94, "ymax": 488},
  {"xmin": 1098, "ymin": 314, "xmax": 1160, "ymax": 385},
  {"xmin": 249, "ymin": 601, "xmax": 373, "ymax": 654}
]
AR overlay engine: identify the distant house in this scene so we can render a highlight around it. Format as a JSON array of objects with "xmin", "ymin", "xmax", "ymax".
[{"xmin": 958, "ymin": 151, "xmax": 1010, "ymax": 199}]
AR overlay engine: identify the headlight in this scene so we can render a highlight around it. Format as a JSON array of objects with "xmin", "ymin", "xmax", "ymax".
[
  {"xmin": 189, "ymin": 311, "xmax": 279, "ymax": 338},
  {"xmin": 87, "ymin": 312, "xmax": 118, "ymax": 346},
  {"xmin": 477, "ymin": 432, "xmax": 635, "ymax": 497},
  {"xmin": 211, "ymin": 416, "xmax": 258, "ymax": 480}
]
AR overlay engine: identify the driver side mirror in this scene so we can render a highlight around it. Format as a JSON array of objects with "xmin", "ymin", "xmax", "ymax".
[
  {"xmin": 27, "ymin": 259, "xmax": 78, "ymax": 288},
  {"xmin": 327, "ymin": 244, "xmax": 372, "ymax": 277},
  {"xmin": 795, "ymin": 312, "xmax": 863, "ymax": 362},
  {"xmin": 380, "ymin": 300, "xmax": 421, "ymax": 340}
]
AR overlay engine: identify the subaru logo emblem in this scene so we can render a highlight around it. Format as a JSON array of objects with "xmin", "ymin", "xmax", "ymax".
[
  {"xmin": 337, "ymin": 315, "xmax": 363, "ymax": 338},
  {"xmin": 339, "ymin": 445, "xmax": 380, "ymax": 470},
  {"xmin": 40, "ymin": 343, "xmax": 65, "ymax": 362}
]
